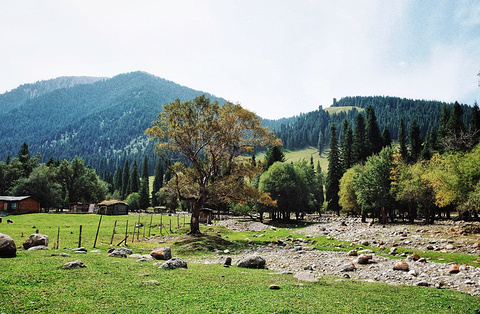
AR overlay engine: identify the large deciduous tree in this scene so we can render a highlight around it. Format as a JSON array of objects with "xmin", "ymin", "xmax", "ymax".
[{"xmin": 146, "ymin": 96, "xmax": 278, "ymax": 234}]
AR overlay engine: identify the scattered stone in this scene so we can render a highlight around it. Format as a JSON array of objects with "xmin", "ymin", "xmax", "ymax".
[
  {"xmin": 362, "ymin": 241, "xmax": 370, "ymax": 246},
  {"xmin": 293, "ymin": 271, "xmax": 318, "ymax": 282},
  {"xmin": 62, "ymin": 259, "xmax": 86, "ymax": 269},
  {"xmin": 448, "ymin": 264, "xmax": 460, "ymax": 274},
  {"xmin": 237, "ymin": 255, "xmax": 266, "ymax": 269},
  {"xmin": 73, "ymin": 247, "xmax": 87, "ymax": 253},
  {"xmin": 356, "ymin": 254, "xmax": 372, "ymax": 264},
  {"xmin": 90, "ymin": 249, "xmax": 101, "ymax": 253},
  {"xmin": 389, "ymin": 247, "xmax": 397, "ymax": 255},
  {"xmin": 347, "ymin": 250, "xmax": 358, "ymax": 256},
  {"xmin": 393, "ymin": 261, "xmax": 409, "ymax": 271},
  {"xmin": 151, "ymin": 247, "xmax": 172, "ymax": 260},
  {"xmin": 445, "ymin": 244, "xmax": 455, "ymax": 250},
  {"xmin": 23, "ymin": 234, "xmax": 49, "ymax": 250},
  {"xmin": 341, "ymin": 263, "xmax": 356, "ymax": 272},
  {"xmin": 0, "ymin": 233, "xmax": 16, "ymax": 258},
  {"xmin": 160, "ymin": 257, "xmax": 188, "ymax": 269},
  {"xmin": 417, "ymin": 258, "xmax": 427, "ymax": 263},
  {"xmin": 407, "ymin": 253, "xmax": 421, "ymax": 261},
  {"xmin": 223, "ymin": 257, "xmax": 232, "ymax": 267},
  {"xmin": 415, "ymin": 281, "xmax": 430, "ymax": 287},
  {"xmin": 27, "ymin": 245, "xmax": 48, "ymax": 251},
  {"xmin": 426, "ymin": 245, "xmax": 434, "ymax": 250},
  {"xmin": 269, "ymin": 284, "xmax": 280, "ymax": 290},
  {"xmin": 108, "ymin": 248, "xmax": 132, "ymax": 258},
  {"xmin": 408, "ymin": 269, "xmax": 417, "ymax": 276}
]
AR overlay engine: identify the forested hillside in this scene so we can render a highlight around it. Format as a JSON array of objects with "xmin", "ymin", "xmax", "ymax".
[
  {"xmin": 264, "ymin": 96, "xmax": 473, "ymax": 152},
  {"xmin": 0, "ymin": 72, "xmax": 226, "ymax": 174}
]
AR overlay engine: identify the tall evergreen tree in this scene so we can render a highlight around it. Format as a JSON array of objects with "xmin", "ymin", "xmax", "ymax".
[
  {"xmin": 113, "ymin": 166, "xmax": 123, "ymax": 195},
  {"xmin": 139, "ymin": 179, "xmax": 150, "ymax": 210},
  {"xmin": 326, "ymin": 124, "xmax": 342, "ymax": 215},
  {"xmin": 398, "ymin": 118, "xmax": 408, "ymax": 161},
  {"xmin": 365, "ymin": 105, "xmax": 382, "ymax": 155},
  {"xmin": 315, "ymin": 161, "xmax": 324, "ymax": 212},
  {"xmin": 470, "ymin": 102, "xmax": 480, "ymax": 144},
  {"xmin": 122, "ymin": 160, "xmax": 130, "ymax": 199},
  {"xmin": 382, "ymin": 125, "xmax": 392, "ymax": 147},
  {"xmin": 353, "ymin": 113, "xmax": 367, "ymax": 163},
  {"xmin": 151, "ymin": 159, "xmax": 164, "ymax": 207},
  {"xmin": 438, "ymin": 103, "xmax": 450, "ymax": 147},
  {"xmin": 142, "ymin": 156, "xmax": 149, "ymax": 181},
  {"xmin": 129, "ymin": 160, "xmax": 140, "ymax": 194},
  {"xmin": 420, "ymin": 128, "xmax": 435, "ymax": 160},
  {"xmin": 340, "ymin": 119, "xmax": 353, "ymax": 171},
  {"xmin": 447, "ymin": 101, "xmax": 464, "ymax": 135},
  {"xmin": 264, "ymin": 145, "xmax": 285, "ymax": 170},
  {"xmin": 409, "ymin": 119, "xmax": 422, "ymax": 162}
]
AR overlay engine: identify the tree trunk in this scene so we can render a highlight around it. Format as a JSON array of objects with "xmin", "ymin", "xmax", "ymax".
[{"xmin": 189, "ymin": 202, "xmax": 201, "ymax": 235}]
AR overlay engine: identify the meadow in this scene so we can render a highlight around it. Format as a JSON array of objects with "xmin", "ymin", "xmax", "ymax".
[{"xmin": 0, "ymin": 213, "xmax": 479, "ymax": 313}]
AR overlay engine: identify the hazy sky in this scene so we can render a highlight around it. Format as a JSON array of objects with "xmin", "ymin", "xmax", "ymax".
[{"xmin": 1, "ymin": 1, "xmax": 479, "ymax": 119}]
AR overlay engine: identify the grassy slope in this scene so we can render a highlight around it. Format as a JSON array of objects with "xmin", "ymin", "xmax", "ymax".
[
  {"xmin": 0, "ymin": 214, "xmax": 479, "ymax": 313},
  {"xmin": 257, "ymin": 147, "xmax": 329, "ymax": 172}
]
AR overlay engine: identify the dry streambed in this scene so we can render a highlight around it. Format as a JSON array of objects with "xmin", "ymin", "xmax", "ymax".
[{"xmin": 205, "ymin": 217, "xmax": 480, "ymax": 296}]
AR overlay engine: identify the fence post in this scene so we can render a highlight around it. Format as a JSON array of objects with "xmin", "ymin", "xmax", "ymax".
[
  {"xmin": 93, "ymin": 215, "xmax": 102, "ymax": 248},
  {"xmin": 56, "ymin": 227, "xmax": 60, "ymax": 250},
  {"xmin": 78, "ymin": 225, "xmax": 82, "ymax": 248},
  {"xmin": 125, "ymin": 220, "xmax": 128, "ymax": 246},
  {"xmin": 148, "ymin": 214, "xmax": 153, "ymax": 237},
  {"xmin": 110, "ymin": 220, "xmax": 117, "ymax": 245}
]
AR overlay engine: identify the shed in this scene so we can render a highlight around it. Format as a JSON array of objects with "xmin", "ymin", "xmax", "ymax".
[
  {"xmin": 0, "ymin": 196, "xmax": 40, "ymax": 214},
  {"xmin": 69, "ymin": 203, "xmax": 96, "ymax": 214},
  {"xmin": 199, "ymin": 208, "xmax": 213, "ymax": 224},
  {"xmin": 97, "ymin": 200, "xmax": 129, "ymax": 215}
]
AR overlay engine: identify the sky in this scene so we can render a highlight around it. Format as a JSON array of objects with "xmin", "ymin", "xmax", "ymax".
[{"xmin": 1, "ymin": 1, "xmax": 479, "ymax": 119}]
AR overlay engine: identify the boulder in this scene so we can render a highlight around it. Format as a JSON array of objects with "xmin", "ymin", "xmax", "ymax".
[
  {"xmin": 0, "ymin": 233, "xmax": 16, "ymax": 258},
  {"xmin": 108, "ymin": 247, "xmax": 132, "ymax": 258},
  {"xmin": 237, "ymin": 255, "xmax": 266, "ymax": 269},
  {"xmin": 150, "ymin": 247, "xmax": 172, "ymax": 260},
  {"xmin": 62, "ymin": 259, "xmax": 86, "ymax": 269},
  {"xmin": 393, "ymin": 261, "xmax": 409, "ymax": 271},
  {"xmin": 447, "ymin": 264, "xmax": 460, "ymax": 274},
  {"xmin": 356, "ymin": 254, "xmax": 372, "ymax": 264},
  {"xmin": 23, "ymin": 234, "xmax": 49, "ymax": 250},
  {"xmin": 347, "ymin": 250, "xmax": 358, "ymax": 256},
  {"xmin": 160, "ymin": 257, "xmax": 188, "ymax": 269},
  {"xmin": 341, "ymin": 262, "xmax": 356, "ymax": 272}
]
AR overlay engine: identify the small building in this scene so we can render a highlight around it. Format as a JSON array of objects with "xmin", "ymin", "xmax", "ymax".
[
  {"xmin": 0, "ymin": 196, "xmax": 40, "ymax": 214},
  {"xmin": 69, "ymin": 202, "xmax": 96, "ymax": 214},
  {"xmin": 199, "ymin": 208, "xmax": 213, "ymax": 224},
  {"xmin": 97, "ymin": 200, "xmax": 129, "ymax": 215}
]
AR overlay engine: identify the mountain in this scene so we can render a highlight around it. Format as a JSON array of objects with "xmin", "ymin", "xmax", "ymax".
[
  {"xmin": 0, "ymin": 71, "xmax": 227, "ymax": 173},
  {"xmin": 0, "ymin": 76, "xmax": 107, "ymax": 115}
]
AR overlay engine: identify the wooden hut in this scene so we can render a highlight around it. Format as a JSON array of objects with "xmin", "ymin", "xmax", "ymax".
[
  {"xmin": 97, "ymin": 200, "xmax": 129, "ymax": 215},
  {"xmin": 69, "ymin": 202, "xmax": 96, "ymax": 213},
  {"xmin": 0, "ymin": 196, "xmax": 40, "ymax": 214},
  {"xmin": 199, "ymin": 208, "xmax": 213, "ymax": 224}
]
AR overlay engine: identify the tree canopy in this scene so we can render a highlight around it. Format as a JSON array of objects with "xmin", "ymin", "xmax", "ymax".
[{"xmin": 146, "ymin": 95, "xmax": 279, "ymax": 234}]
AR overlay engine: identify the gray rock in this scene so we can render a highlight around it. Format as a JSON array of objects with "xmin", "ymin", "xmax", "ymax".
[
  {"xmin": 27, "ymin": 245, "xmax": 49, "ymax": 251},
  {"xmin": 160, "ymin": 257, "xmax": 188, "ymax": 269},
  {"xmin": 150, "ymin": 247, "xmax": 172, "ymax": 260},
  {"xmin": 269, "ymin": 284, "xmax": 280, "ymax": 290},
  {"xmin": 23, "ymin": 234, "xmax": 49, "ymax": 250},
  {"xmin": 347, "ymin": 250, "xmax": 358, "ymax": 256},
  {"xmin": 293, "ymin": 271, "xmax": 318, "ymax": 282},
  {"xmin": 237, "ymin": 255, "xmax": 266, "ymax": 269},
  {"xmin": 341, "ymin": 263, "xmax": 356, "ymax": 272},
  {"xmin": 108, "ymin": 247, "xmax": 132, "ymax": 258},
  {"xmin": 62, "ymin": 259, "xmax": 86, "ymax": 269},
  {"xmin": 357, "ymin": 254, "xmax": 372, "ymax": 264},
  {"xmin": 0, "ymin": 233, "xmax": 16, "ymax": 258}
]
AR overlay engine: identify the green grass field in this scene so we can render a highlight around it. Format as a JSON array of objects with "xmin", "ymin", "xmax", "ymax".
[{"xmin": 1, "ymin": 214, "xmax": 479, "ymax": 313}]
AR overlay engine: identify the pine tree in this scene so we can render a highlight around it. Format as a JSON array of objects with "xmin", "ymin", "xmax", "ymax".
[
  {"xmin": 409, "ymin": 119, "xmax": 422, "ymax": 162},
  {"xmin": 315, "ymin": 161, "xmax": 324, "ymax": 212},
  {"xmin": 438, "ymin": 103, "xmax": 450, "ymax": 146},
  {"xmin": 470, "ymin": 102, "xmax": 480, "ymax": 144},
  {"xmin": 353, "ymin": 113, "xmax": 367, "ymax": 163},
  {"xmin": 398, "ymin": 118, "xmax": 408, "ymax": 161},
  {"xmin": 113, "ymin": 166, "xmax": 123, "ymax": 195},
  {"xmin": 381, "ymin": 125, "xmax": 392, "ymax": 147},
  {"xmin": 340, "ymin": 119, "xmax": 353, "ymax": 171},
  {"xmin": 326, "ymin": 124, "xmax": 342, "ymax": 215},
  {"xmin": 129, "ymin": 160, "xmax": 140, "ymax": 194},
  {"xmin": 139, "ymin": 179, "xmax": 150, "ymax": 210},
  {"xmin": 447, "ymin": 101, "xmax": 464, "ymax": 135},
  {"xmin": 365, "ymin": 105, "xmax": 382, "ymax": 155},
  {"xmin": 122, "ymin": 160, "xmax": 130, "ymax": 199},
  {"xmin": 264, "ymin": 145, "xmax": 285, "ymax": 170},
  {"xmin": 142, "ymin": 156, "xmax": 149, "ymax": 181}
]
